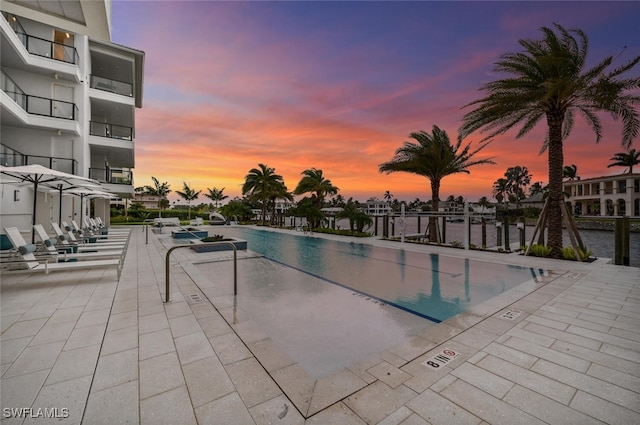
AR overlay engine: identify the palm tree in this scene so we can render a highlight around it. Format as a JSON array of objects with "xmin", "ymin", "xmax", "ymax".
[
  {"xmin": 242, "ymin": 164, "xmax": 285, "ymax": 225},
  {"xmin": 293, "ymin": 168, "xmax": 339, "ymax": 210},
  {"xmin": 477, "ymin": 196, "xmax": 492, "ymax": 212},
  {"xmin": 143, "ymin": 177, "xmax": 171, "ymax": 218},
  {"xmin": 607, "ymin": 148, "xmax": 639, "ymax": 174},
  {"xmin": 563, "ymin": 164, "xmax": 579, "ymax": 181},
  {"xmin": 379, "ymin": 125, "xmax": 494, "ymax": 242},
  {"xmin": 492, "ymin": 178, "xmax": 510, "ymax": 206},
  {"xmin": 383, "ymin": 190, "xmax": 394, "ymax": 205},
  {"xmin": 268, "ymin": 180, "xmax": 293, "ymax": 225},
  {"xmin": 460, "ymin": 24, "xmax": 640, "ymax": 258},
  {"xmin": 175, "ymin": 182, "xmax": 201, "ymax": 220},
  {"xmin": 505, "ymin": 166, "xmax": 532, "ymax": 209},
  {"xmin": 529, "ymin": 181, "xmax": 548, "ymax": 198},
  {"xmin": 204, "ymin": 187, "xmax": 228, "ymax": 209}
]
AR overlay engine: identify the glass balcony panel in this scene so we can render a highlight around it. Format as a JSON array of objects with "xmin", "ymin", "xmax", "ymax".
[
  {"xmin": 51, "ymin": 100, "xmax": 74, "ymax": 119},
  {"xmin": 27, "ymin": 96, "xmax": 51, "ymax": 116},
  {"xmin": 91, "ymin": 75, "xmax": 133, "ymax": 97}
]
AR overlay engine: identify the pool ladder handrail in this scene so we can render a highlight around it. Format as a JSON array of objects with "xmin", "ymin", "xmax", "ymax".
[{"xmin": 164, "ymin": 242, "xmax": 238, "ymax": 303}]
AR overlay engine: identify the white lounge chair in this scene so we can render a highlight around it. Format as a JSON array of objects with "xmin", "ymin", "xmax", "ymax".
[
  {"xmin": 55, "ymin": 222, "xmax": 127, "ymax": 251},
  {"xmin": 71, "ymin": 219, "xmax": 129, "ymax": 242},
  {"xmin": 2, "ymin": 227, "xmax": 123, "ymax": 279},
  {"xmin": 32, "ymin": 225, "xmax": 124, "ymax": 261}
]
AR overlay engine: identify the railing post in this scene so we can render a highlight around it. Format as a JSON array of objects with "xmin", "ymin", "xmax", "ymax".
[
  {"xmin": 614, "ymin": 217, "xmax": 630, "ymax": 266},
  {"xmin": 165, "ymin": 242, "xmax": 238, "ymax": 303}
]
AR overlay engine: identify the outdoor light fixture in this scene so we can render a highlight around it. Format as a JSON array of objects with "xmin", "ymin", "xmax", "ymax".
[
  {"xmin": 496, "ymin": 221, "xmax": 503, "ymax": 228},
  {"xmin": 14, "ymin": 190, "xmax": 20, "ymax": 201}
]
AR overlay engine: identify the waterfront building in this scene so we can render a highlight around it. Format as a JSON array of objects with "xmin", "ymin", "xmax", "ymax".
[
  {"xmin": 1, "ymin": 0, "xmax": 144, "ymax": 229},
  {"xmin": 563, "ymin": 173, "xmax": 640, "ymax": 217}
]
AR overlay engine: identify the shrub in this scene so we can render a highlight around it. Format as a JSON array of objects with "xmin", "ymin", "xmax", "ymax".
[
  {"xmin": 202, "ymin": 235, "xmax": 225, "ymax": 242},
  {"xmin": 562, "ymin": 246, "xmax": 592, "ymax": 261},
  {"xmin": 529, "ymin": 244, "xmax": 552, "ymax": 257}
]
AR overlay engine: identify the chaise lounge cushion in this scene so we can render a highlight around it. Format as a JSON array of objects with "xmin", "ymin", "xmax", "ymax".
[{"xmin": 19, "ymin": 244, "xmax": 37, "ymax": 255}]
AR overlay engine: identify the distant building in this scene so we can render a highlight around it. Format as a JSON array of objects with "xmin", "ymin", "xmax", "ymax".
[
  {"xmin": 563, "ymin": 173, "xmax": 640, "ymax": 217},
  {"xmin": 364, "ymin": 199, "xmax": 391, "ymax": 216}
]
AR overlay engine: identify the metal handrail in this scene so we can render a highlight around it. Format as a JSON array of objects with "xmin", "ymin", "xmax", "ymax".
[{"xmin": 164, "ymin": 242, "xmax": 238, "ymax": 303}]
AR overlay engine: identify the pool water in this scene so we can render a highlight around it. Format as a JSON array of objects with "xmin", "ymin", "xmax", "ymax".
[{"xmin": 219, "ymin": 227, "xmax": 544, "ymax": 322}]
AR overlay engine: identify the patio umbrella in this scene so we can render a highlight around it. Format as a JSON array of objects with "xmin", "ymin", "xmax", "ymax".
[
  {"xmin": 0, "ymin": 164, "xmax": 97, "ymax": 243},
  {"xmin": 49, "ymin": 181, "xmax": 103, "ymax": 226}
]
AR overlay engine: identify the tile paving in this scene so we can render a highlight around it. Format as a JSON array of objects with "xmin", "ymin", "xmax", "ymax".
[{"xmin": 1, "ymin": 225, "xmax": 639, "ymax": 424}]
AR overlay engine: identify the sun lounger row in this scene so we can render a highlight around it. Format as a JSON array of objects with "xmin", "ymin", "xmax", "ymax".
[{"xmin": 1, "ymin": 225, "xmax": 127, "ymax": 280}]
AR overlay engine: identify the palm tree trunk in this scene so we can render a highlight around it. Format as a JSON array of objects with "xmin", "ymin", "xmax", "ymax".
[
  {"xmin": 430, "ymin": 179, "xmax": 440, "ymax": 243},
  {"xmin": 547, "ymin": 113, "xmax": 565, "ymax": 259}
]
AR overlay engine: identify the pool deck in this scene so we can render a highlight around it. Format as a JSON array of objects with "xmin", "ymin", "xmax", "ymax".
[{"xmin": 1, "ymin": 225, "xmax": 639, "ymax": 424}]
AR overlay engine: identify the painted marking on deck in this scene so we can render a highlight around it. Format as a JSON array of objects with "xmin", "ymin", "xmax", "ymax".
[
  {"xmin": 423, "ymin": 348, "xmax": 460, "ymax": 370},
  {"xmin": 500, "ymin": 309, "xmax": 522, "ymax": 320},
  {"xmin": 565, "ymin": 272, "xmax": 582, "ymax": 279},
  {"xmin": 186, "ymin": 293, "xmax": 203, "ymax": 304}
]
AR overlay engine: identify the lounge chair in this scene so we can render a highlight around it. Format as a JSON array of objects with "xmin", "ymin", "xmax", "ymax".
[
  {"xmin": 71, "ymin": 219, "xmax": 129, "ymax": 242},
  {"xmin": 31, "ymin": 225, "xmax": 124, "ymax": 261},
  {"xmin": 1, "ymin": 227, "xmax": 122, "ymax": 279},
  {"xmin": 55, "ymin": 222, "xmax": 127, "ymax": 251}
]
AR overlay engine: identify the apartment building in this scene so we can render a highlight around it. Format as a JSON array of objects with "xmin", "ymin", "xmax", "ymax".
[
  {"xmin": 1, "ymin": 0, "xmax": 143, "ymax": 230},
  {"xmin": 563, "ymin": 173, "xmax": 640, "ymax": 217}
]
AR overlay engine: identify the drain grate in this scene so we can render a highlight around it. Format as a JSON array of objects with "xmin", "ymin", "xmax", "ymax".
[
  {"xmin": 186, "ymin": 293, "xmax": 204, "ymax": 304},
  {"xmin": 500, "ymin": 309, "xmax": 522, "ymax": 320}
]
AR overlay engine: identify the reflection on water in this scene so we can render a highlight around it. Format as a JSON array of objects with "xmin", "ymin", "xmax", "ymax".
[{"xmin": 221, "ymin": 227, "xmax": 543, "ymax": 322}]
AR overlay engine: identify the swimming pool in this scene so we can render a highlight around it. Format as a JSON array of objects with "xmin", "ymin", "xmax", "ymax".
[{"xmin": 214, "ymin": 227, "xmax": 544, "ymax": 323}]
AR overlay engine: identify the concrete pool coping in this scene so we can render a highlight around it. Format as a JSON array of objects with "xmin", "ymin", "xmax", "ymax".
[{"xmin": 1, "ymin": 224, "xmax": 638, "ymax": 424}]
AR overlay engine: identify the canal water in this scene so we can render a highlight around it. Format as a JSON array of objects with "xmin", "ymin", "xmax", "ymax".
[{"xmin": 331, "ymin": 217, "xmax": 639, "ymax": 267}]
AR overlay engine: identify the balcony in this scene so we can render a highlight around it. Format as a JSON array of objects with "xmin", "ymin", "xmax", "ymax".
[
  {"xmin": 90, "ymin": 121, "xmax": 133, "ymax": 141},
  {"xmin": 3, "ymin": 13, "xmax": 79, "ymax": 65},
  {"xmin": 4, "ymin": 90, "xmax": 78, "ymax": 120},
  {"xmin": 90, "ymin": 167, "xmax": 132, "ymax": 185},
  {"xmin": 90, "ymin": 75, "xmax": 133, "ymax": 97},
  {"xmin": 1, "ymin": 144, "xmax": 78, "ymax": 174}
]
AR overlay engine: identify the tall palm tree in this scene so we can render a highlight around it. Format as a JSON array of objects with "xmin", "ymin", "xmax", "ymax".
[
  {"xmin": 204, "ymin": 187, "xmax": 228, "ymax": 209},
  {"xmin": 383, "ymin": 190, "xmax": 394, "ymax": 204},
  {"xmin": 242, "ymin": 164, "xmax": 285, "ymax": 225},
  {"xmin": 505, "ymin": 166, "xmax": 532, "ymax": 209},
  {"xmin": 607, "ymin": 148, "xmax": 639, "ymax": 174},
  {"xmin": 492, "ymin": 178, "xmax": 510, "ymax": 206},
  {"xmin": 175, "ymin": 182, "xmax": 201, "ymax": 220},
  {"xmin": 477, "ymin": 196, "xmax": 492, "ymax": 212},
  {"xmin": 379, "ymin": 125, "xmax": 494, "ymax": 242},
  {"xmin": 563, "ymin": 164, "xmax": 579, "ymax": 181},
  {"xmin": 144, "ymin": 177, "xmax": 171, "ymax": 218},
  {"xmin": 293, "ymin": 168, "xmax": 339, "ymax": 210},
  {"xmin": 460, "ymin": 24, "xmax": 640, "ymax": 258}
]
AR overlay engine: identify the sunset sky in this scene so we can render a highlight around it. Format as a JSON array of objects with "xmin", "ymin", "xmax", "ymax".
[{"xmin": 111, "ymin": 1, "xmax": 640, "ymax": 204}]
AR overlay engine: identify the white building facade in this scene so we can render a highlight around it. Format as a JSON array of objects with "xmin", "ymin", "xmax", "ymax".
[
  {"xmin": 1, "ymin": 0, "xmax": 144, "ymax": 230},
  {"xmin": 563, "ymin": 173, "xmax": 640, "ymax": 217}
]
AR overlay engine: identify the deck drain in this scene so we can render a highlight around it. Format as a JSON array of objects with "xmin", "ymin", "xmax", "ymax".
[
  {"xmin": 186, "ymin": 293, "xmax": 204, "ymax": 304},
  {"xmin": 500, "ymin": 309, "xmax": 522, "ymax": 320}
]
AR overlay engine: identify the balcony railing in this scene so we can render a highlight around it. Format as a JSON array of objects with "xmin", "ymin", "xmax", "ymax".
[
  {"xmin": 89, "ymin": 168, "xmax": 133, "ymax": 185},
  {"xmin": 3, "ymin": 13, "xmax": 79, "ymax": 65},
  {"xmin": 3, "ymin": 91, "xmax": 78, "ymax": 120},
  {"xmin": 90, "ymin": 121, "xmax": 133, "ymax": 141},
  {"xmin": 1, "ymin": 144, "xmax": 78, "ymax": 174},
  {"xmin": 90, "ymin": 75, "xmax": 133, "ymax": 97}
]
